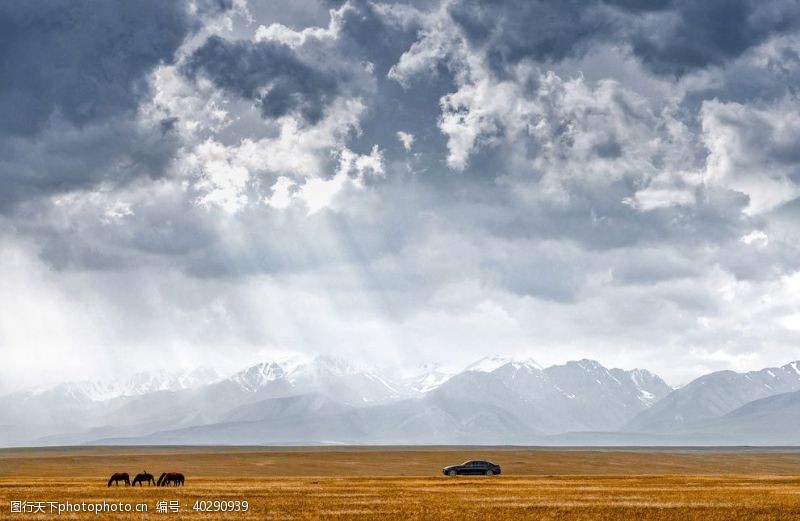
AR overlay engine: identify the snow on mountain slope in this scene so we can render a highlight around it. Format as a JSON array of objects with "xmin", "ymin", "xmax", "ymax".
[
  {"xmin": 121, "ymin": 357, "xmax": 666, "ymax": 445},
  {"xmin": 624, "ymin": 361, "xmax": 800, "ymax": 433},
  {"xmin": 0, "ymin": 367, "xmax": 221, "ymax": 446},
  {"xmin": 541, "ymin": 360, "xmax": 672, "ymax": 431},
  {"xmin": 464, "ymin": 356, "xmax": 542, "ymax": 373},
  {"xmin": 393, "ymin": 363, "xmax": 453, "ymax": 393},
  {"xmin": 409, "ymin": 371, "xmax": 451, "ymax": 393},
  {"xmin": 229, "ymin": 362, "xmax": 287, "ymax": 392},
  {"xmin": 433, "ymin": 358, "xmax": 671, "ymax": 434},
  {"xmin": 25, "ymin": 368, "xmax": 220, "ymax": 402},
  {"xmin": 287, "ymin": 356, "xmax": 413, "ymax": 404},
  {"xmin": 21, "ymin": 356, "xmax": 800, "ymax": 443},
  {"xmin": 224, "ymin": 355, "xmax": 413, "ymax": 405}
]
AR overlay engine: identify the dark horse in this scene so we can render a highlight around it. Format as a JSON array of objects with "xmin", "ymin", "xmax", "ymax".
[
  {"xmin": 132, "ymin": 471, "xmax": 155, "ymax": 486},
  {"xmin": 107, "ymin": 472, "xmax": 130, "ymax": 487},
  {"xmin": 157, "ymin": 472, "xmax": 185, "ymax": 487}
]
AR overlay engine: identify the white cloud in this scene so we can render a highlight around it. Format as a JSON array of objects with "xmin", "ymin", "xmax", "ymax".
[
  {"xmin": 267, "ymin": 145, "xmax": 386, "ymax": 214},
  {"xmin": 264, "ymin": 176, "xmax": 297, "ymax": 209},
  {"xmin": 254, "ymin": 22, "xmax": 334, "ymax": 47},
  {"xmin": 701, "ymin": 98, "xmax": 800, "ymax": 215},
  {"xmin": 740, "ymin": 230, "xmax": 769, "ymax": 247},
  {"xmin": 624, "ymin": 187, "xmax": 696, "ymax": 211},
  {"xmin": 190, "ymin": 139, "xmax": 251, "ymax": 213},
  {"xmin": 388, "ymin": 7, "xmax": 463, "ymax": 85},
  {"xmin": 436, "ymin": 62, "xmax": 698, "ymax": 214},
  {"xmin": 296, "ymin": 171, "xmax": 350, "ymax": 214},
  {"xmin": 172, "ymin": 96, "xmax": 369, "ymax": 213},
  {"xmin": 397, "ymin": 131, "xmax": 415, "ymax": 151},
  {"xmin": 143, "ymin": 65, "xmax": 232, "ymax": 137}
]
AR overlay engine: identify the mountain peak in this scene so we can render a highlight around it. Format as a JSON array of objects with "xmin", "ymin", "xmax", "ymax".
[
  {"xmin": 624, "ymin": 359, "xmax": 800, "ymax": 433},
  {"xmin": 464, "ymin": 356, "xmax": 542, "ymax": 373},
  {"xmin": 289, "ymin": 355, "xmax": 362, "ymax": 380},
  {"xmin": 574, "ymin": 359, "xmax": 604, "ymax": 370},
  {"xmin": 28, "ymin": 368, "xmax": 220, "ymax": 402},
  {"xmin": 509, "ymin": 359, "xmax": 544, "ymax": 371},
  {"xmin": 230, "ymin": 362, "xmax": 287, "ymax": 392},
  {"xmin": 782, "ymin": 361, "xmax": 800, "ymax": 376}
]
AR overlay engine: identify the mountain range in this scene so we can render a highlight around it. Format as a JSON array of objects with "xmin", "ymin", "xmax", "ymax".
[
  {"xmin": 1, "ymin": 356, "xmax": 799, "ymax": 446},
  {"xmin": 621, "ymin": 361, "xmax": 800, "ymax": 443}
]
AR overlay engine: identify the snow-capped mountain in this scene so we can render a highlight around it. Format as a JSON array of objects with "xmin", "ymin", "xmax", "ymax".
[
  {"xmin": 20, "ymin": 368, "xmax": 220, "ymax": 403},
  {"xmin": 229, "ymin": 362, "xmax": 287, "ymax": 392},
  {"xmin": 288, "ymin": 355, "xmax": 412, "ymax": 404},
  {"xmin": 542, "ymin": 360, "xmax": 671, "ymax": 430},
  {"xmin": 100, "ymin": 357, "xmax": 669, "ymax": 445},
  {"xmin": 464, "ymin": 356, "xmax": 543, "ymax": 373},
  {"xmin": 623, "ymin": 361, "xmax": 800, "ymax": 433},
  {"xmin": 224, "ymin": 355, "xmax": 414, "ymax": 405},
  {"xmin": 91, "ymin": 368, "xmax": 219, "ymax": 400},
  {"xmin": 433, "ymin": 358, "xmax": 670, "ymax": 434},
  {"xmin": 686, "ymin": 388, "xmax": 800, "ymax": 444},
  {"xmin": 5, "ymin": 356, "xmax": 800, "ymax": 447},
  {"xmin": 393, "ymin": 363, "xmax": 453, "ymax": 393}
]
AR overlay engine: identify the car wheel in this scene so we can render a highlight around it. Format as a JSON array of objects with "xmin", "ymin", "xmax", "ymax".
[
  {"xmin": 448, "ymin": 470, "xmax": 457, "ymax": 476},
  {"xmin": 485, "ymin": 470, "xmax": 494, "ymax": 476}
]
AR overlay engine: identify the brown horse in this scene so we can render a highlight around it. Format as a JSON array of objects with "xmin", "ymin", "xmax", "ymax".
[
  {"xmin": 107, "ymin": 472, "xmax": 130, "ymax": 487},
  {"xmin": 157, "ymin": 472, "xmax": 185, "ymax": 487},
  {"xmin": 132, "ymin": 471, "xmax": 155, "ymax": 486}
]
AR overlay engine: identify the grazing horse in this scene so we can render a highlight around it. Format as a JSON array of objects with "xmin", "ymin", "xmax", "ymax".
[
  {"xmin": 132, "ymin": 471, "xmax": 155, "ymax": 486},
  {"xmin": 157, "ymin": 472, "xmax": 185, "ymax": 487},
  {"xmin": 107, "ymin": 472, "xmax": 130, "ymax": 487}
]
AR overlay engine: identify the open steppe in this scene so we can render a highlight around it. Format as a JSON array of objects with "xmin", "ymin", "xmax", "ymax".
[{"xmin": 2, "ymin": 446, "xmax": 800, "ymax": 519}]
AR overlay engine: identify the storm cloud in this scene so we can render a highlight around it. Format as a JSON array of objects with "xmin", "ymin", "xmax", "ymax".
[
  {"xmin": 445, "ymin": 0, "xmax": 800, "ymax": 77},
  {"xmin": 2, "ymin": 0, "xmax": 800, "ymax": 392},
  {"xmin": 0, "ymin": 0, "xmax": 192, "ymax": 137},
  {"xmin": 0, "ymin": 0, "xmax": 231, "ymax": 213},
  {"xmin": 185, "ymin": 36, "xmax": 347, "ymax": 123}
]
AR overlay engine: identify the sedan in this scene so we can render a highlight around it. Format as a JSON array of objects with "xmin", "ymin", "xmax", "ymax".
[{"xmin": 442, "ymin": 460, "xmax": 501, "ymax": 476}]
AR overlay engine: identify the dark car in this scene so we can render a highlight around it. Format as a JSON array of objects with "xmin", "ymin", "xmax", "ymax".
[{"xmin": 442, "ymin": 460, "xmax": 501, "ymax": 476}]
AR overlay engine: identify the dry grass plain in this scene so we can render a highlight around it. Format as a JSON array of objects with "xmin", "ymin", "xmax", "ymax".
[{"xmin": 2, "ymin": 446, "xmax": 800, "ymax": 519}]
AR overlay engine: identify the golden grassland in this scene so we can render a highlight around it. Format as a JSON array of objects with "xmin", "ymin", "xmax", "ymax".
[{"xmin": 2, "ymin": 447, "xmax": 800, "ymax": 519}]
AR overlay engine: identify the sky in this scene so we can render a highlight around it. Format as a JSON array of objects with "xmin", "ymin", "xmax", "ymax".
[{"xmin": 2, "ymin": 0, "xmax": 800, "ymax": 391}]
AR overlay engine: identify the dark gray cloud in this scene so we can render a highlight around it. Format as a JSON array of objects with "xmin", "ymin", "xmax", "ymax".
[
  {"xmin": 185, "ymin": 37, "xmax": 339, "ymax": 123},
  {"xmin": 185, "ymin": 33, "xmax": 369, "ymax": 124},
  {"xmin": 0, "ymin": 118, "xmax": 178, "ymax": 213},
  {"xmin": 337, "ymin": 0, "xmax": 453, "ymax": 162},
  {"xmin": 0, "ymin": 0, "xmax": 232, "ymax": 213},
  {"xmin": 0, "ymin": 0, "xmax": 193, "ymax": 137},
  {"xmin": 446, "ymin": 0, "xmax": 800, "ymax": 77},
  {"xmin": 334, "ymin": 0, "xmax": 421, "ymax": 75},
  {"xmin": 447, "ymin": 0, "xmax": 620, "ymax": 72},
  {"xmin": 631, "ymin": 0, "xmax": 800, "ymax": 76},
  {"xmin": 682, "ymin": 35, "xmax": 800, "ymax": 113},
  {"xmin": 183, "ymin": 0, "xmax": 420, "ymax": 127}
]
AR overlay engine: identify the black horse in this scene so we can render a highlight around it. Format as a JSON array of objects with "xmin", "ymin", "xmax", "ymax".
[
  {"xmin": 132, "ymin": 471, "xmax": 155, "ymax": 486},
  {"xmin": 157, "ymin": 472, "xmax": 185, "ymax": 487},
  {"xmin": 107, "ymin": 472, "xmax": 130, "ymax": 487}
]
